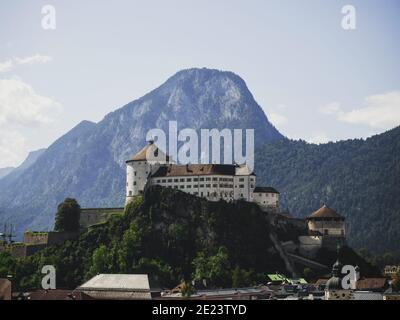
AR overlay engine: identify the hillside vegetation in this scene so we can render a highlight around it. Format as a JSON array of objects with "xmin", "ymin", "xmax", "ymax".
[
  {"xmin": 0, "ymin": 187, "xmax": 288, "ymax": 290},
  {"xmin": 255, "ymin": 126, "xmax": 400, "ymax": 254}
]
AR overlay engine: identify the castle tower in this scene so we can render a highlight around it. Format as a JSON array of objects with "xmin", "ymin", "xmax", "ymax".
[
  {"xmin": 306, "ymin": 205, "xmax": 345, "ymax": 237},
  {"xmin": 125, "ymin": 141, "xmax": 169, "ymax": 206}
]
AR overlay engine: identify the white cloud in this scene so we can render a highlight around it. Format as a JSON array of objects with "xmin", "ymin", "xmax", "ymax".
[
  {"xmin": 269, "ymin": 112, "xmax": 288, "ymax": 127},
  {"xmin": 338, "ymin": 91, "xmax": 400, "ymax": 129},
  {"xmin": 319, "ymin": 91, "xmax": 400, "ymax": 129},
  {"xmin": 0, "ymin": 129, "xmax": 26, "ymax": 168},
  {"xmin": 14, "ymin": 54, "xmax": 52, "ymax": 66},
  {"xmin": 0, "ymin": 78, "xmax": 62, "ymax": 127},
  {"xmin": 0, "ymin": 78, "xmax": 62, "ymax": 167},
  {"xmin": 0, "ymin": 54, "xmax": 52, "ymax": 73},
  {"xmin": 0, "ymin": 60, "xmax": 13, "ymax": 73},
  {"xmin": 319, "ymin": 102, "xmax": 341, "ymax": 115}
]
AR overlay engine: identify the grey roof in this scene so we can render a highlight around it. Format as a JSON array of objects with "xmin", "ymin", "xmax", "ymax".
[
  {"xmin": 254, "ymin": 186, "xmax": 280, "ymax": 194},
  {"xmin": 78, "ymin": 274, "xmax": 150, "ymax": 291}
]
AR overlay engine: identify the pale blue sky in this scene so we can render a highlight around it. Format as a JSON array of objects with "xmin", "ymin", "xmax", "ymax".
[{"xmin": 0, "ymin": 0, "xmax": 399, "ymax": 167}]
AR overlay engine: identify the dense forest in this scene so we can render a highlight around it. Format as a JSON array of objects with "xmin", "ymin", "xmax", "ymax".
[
  {"xmin": 0, "ymin": 187, "xmax": 287, "ymax": 290},
  {"xmin": 255, "ymin": 126, "xmax": 400, "ymax": 255},
  {"xmin": 0, "ymin": 186, "xmax": 381, "ymax": 291}
]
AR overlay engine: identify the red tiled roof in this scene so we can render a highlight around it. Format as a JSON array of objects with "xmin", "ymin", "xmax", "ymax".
[
  {"xmin": 307, "ymin": 205, "xmax": 344, "ymax": 220},
  {"xmin": 27, "ymin": 290, "xmax": 90, "ymax": 300},
  {"xmin": 356, "ymin": 278, "xmax": 388, "ymax": 291},
  {"xmin": 151, "ymin": 164, "xmax": 237, "ymax": 177},
  {"xmin": 127, "ymin": 142, "xmax": 169, "ymax": 162}
]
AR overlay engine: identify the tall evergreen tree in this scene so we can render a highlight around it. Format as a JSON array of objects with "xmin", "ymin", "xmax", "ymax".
[{"xmin": 54, "ymin": 198, "xmax": 81, "ymax": 232}]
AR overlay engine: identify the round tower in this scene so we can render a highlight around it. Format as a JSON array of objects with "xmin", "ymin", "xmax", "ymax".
[{"xmin": 125, "ymin": 141, "xmax": 169, "ymax": 206}]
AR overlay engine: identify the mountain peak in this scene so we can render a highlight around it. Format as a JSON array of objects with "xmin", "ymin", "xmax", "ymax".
[{"xmin": 0, "ymin": 69, "xmax": 283, "ymax": 235}]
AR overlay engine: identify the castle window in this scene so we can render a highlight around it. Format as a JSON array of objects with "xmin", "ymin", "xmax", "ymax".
[
  {"xmin": 206, "ymin": 184, "xmax": 211, "ymax": 188},
  {"xmin": 239, "ymin": 178, "xmax": 245, "ymax": 182},
  {"xmin": 194, "ymin": 178, "xmax": 198, "ymax": 182},
  {"xmin": 162, "ymin": 179, "xmax": 166, "ymax": 183},
  {"xmin": 213, "ymin": 184, "xmax": 218, "ymax": 188},
  {"xmin": 167, "ymin": 179, "xmax": 172, "ymax": 182},
  {"xmin": 200, "ymin": 184, "xmax": 204, "ymax": 188},
  {"xmin": 187, "ymin": 178, "xmax": 192, "ymax": 182},
  {"xmin": 156, "ymin": 179, "xmax": 161, "ymax": 183},
  {"xmin": 212, "ymin": 177, "xmax": 218, "ymax": 181},
  {"xmin": 187, "ymin": 185, "xmax": 191, "ymax": 188},
  {"xmin": 129, "ymin": 191, "xmax": 132, "ymax": 196},
  {"xmin": 239, "ymin": 184, "xmax": 244, "ymax": 188},
  {"xmin": 133, "ymin": 182, "xmax": 137, "ymax": 186},
  {"xmin": 134, "ymin": 171, "xmax": 137, "ymax": 176},
  {"xmin": 206, "ymin": 177, "xmax": 211, "ymax": 181},
  {"xmin": 200, "ymin": 178, "xmax": 204, "ymax": 181},
  {"xmin": 180, "ymin": 185, "xmax": 185, "ymax": 189},
  {"xmin": 180, "ymin": 178, "xmax": 185, "ymax": 182}
]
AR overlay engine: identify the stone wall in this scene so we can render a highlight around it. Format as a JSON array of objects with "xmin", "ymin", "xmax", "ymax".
[
  {"xmin": 9, "ymin": 243, "xmax": 47, "ymax": 258},
  {"xmin": 80, "ymin": 207, "xmax": 124, "ymax": 228},
  {"xmin": 47, "ymin": 231, "xmax": 79, "ymax": 245},
  {"xmin": 23, "ymin": 232, "xmax": 49, "ymax": 245},
  {"xmin": 298, "ymin": 236, "xmax": 323, "ymax": 258},
  {"xmin": 23, "ymin": 231, "xmax": 79, "ymax": 246}
]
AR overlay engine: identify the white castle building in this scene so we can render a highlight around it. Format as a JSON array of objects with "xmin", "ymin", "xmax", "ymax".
[{"xmin": 125, "ymin": 141, "xmax": 280, "ymax": 211}]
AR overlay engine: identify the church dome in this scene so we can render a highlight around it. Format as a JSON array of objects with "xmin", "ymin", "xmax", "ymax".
[
  {"xmin": 326, "ymin": 248, "xmax": 344, "ymax": 291},
  {"xmin": 326, "ymin": 276, "xmax": 342, "ymax": 291}
]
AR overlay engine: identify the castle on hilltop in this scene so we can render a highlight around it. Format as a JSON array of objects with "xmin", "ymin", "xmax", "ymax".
[{"xmin": 125, "ymin": 140, "xmax": 280, "ymax": 212}]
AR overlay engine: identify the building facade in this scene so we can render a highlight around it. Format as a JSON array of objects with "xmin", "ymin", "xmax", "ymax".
[
  {"xmin": 125, "ymin": 141, "xmax": 279, "ymax": 210},
  {"xmin": 306, "ymin": 205, "xmax": 345, "ymax": 237},
  {"xmin": 252, "ymin": 187, "xmax": 280, "ymax": 212}
]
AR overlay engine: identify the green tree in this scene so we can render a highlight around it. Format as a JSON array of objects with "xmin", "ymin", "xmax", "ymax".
[
  {"xmin": 303, "ymin": 267, "xmax": 315, "ymax": 282},
  {"xmin": 86, "ymin": 245, "xmax": 112, "ymax": 278},
  {"xmin": 117, "ymin": 221, "xmax": 142, "ymax": 272},
  {"xmin": 54, "ymin": 198, "xmax": 81, "ymax": 232},
  {"xmin": 192, "ymin": 247, "xmax": 231, "ymax": 288},
  {"xmin": 0, "ymin": 252, "xmax": 16, "ymax": 278}
]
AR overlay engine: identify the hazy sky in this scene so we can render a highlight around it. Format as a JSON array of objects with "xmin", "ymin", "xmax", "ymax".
[{"xmin": 0, "ymin": 0, "xmax": 399, "ymax": 167}]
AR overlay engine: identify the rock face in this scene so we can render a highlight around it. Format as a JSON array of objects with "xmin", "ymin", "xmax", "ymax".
[
  {"xmin": 0, "ymin": 68, "xmax": 283, "ymax": 235},
  {"xmin": 0, "ymin": 167, "xmax": 14, "ymax": 180}
]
